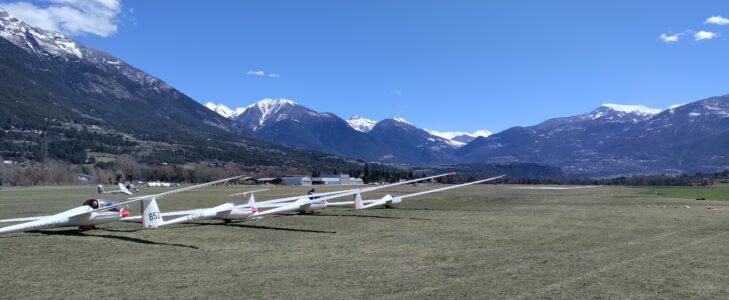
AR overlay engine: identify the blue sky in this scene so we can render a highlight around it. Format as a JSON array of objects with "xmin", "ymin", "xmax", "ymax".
[{"xmin": 2, "ymin": 1, "xmax": 729, "ymax": 132}]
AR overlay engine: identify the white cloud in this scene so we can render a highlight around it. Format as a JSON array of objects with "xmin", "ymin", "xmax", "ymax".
[
  {"xmin": 705, "ymin": 16, "xmax": 729, "ymax": 25},
  {"xmin": 246, "ymin": 70, "xmax": 280, "ymax": 78},
  {"xmin": 1, "ymin": 0, "xmax": 122, "ymax": 37},
  {"xmin": 694, "ymin": 30, "xmax": 719, "ymax": 41},
  {"xmin": 659, "ymin": 33, "xmax": 680, "ymax": 42}
]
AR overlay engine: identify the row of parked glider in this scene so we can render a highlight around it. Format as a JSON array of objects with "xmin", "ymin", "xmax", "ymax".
[{"xmin": 0, "ymin": 173, "xmax": 504, "ymax": 235}]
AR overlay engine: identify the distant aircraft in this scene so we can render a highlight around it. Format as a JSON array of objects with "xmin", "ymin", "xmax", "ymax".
[
  {"xmin": 328, "ymin": 175, "xmax": 505, "ymax": 209},
  {"xmin": 0, "ymin": 176, "xmax": 243, "ymax": 235},
  {"xmin": 123, "ymin": 173, "xmax": 455, "ymax": 227},
  {"xmin": 98, "ymin": 183, "xmax": 134, "ymax": 195}
]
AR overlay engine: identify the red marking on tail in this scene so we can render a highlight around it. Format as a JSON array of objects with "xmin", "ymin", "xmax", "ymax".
[
  {"xmin": 120, "ymin": 208, "xmax": 129, "ymax": 218},
  {"xmin": 250, "ymin": 206, "xmax": 257, "ymax": 213}
]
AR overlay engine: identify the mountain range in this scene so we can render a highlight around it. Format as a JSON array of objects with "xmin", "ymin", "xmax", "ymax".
[
  {"xmin": 205, "ymin": 99, "xmax": 482, "ymax": 164},
  {"xmin": 206, "ymin": 97, "xmax": 729, "ymax": 176},
  {"xmin": 0, "ymin": 8, "xmax": 360, "ymax": 170},
  {"xmin": 457, "ymin": 99, "xmax": 729, "ymax": 176},
  {"xmin": 3, "ymin": 7, "xmax": 729, "ymax": 177}
]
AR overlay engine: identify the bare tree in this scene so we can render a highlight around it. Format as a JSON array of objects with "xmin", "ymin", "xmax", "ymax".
[{"xmin": 115, "ymin": 154, "xmax": 142, "ymax": 182}]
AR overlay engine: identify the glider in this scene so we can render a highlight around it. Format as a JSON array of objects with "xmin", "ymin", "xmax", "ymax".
[
  {"xmin": 125, "ymin": 173, "xmax": 454, "ymax": 227},
  {"xmin": 98, "ymin": 183, "xmax": 134, "ymax": 195},
  {"xmin": 328, "ymin": 175, "xmax": 505, "ymax": 209},
  {"xmin": 119, "ymin": 188, "xmax": 363, "ymax": 226},
  {"xmin": 119, "ymin": 187, "xmax": 370, "ymax": 225},
  {"xmin": 120, "ymin": 188, "xmax": 269, "ymax": 225},
  {"xmin": 250, "ymin": 173, "xmax": 455, "ymax": 218},
  {"xmin": 0, "ymin": 176, "xmax": 243, "ymax": 235}
]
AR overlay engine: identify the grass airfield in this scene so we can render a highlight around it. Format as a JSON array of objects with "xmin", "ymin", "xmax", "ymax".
[{"xmin": 1, "ymin": 184, "xmax": 729, "ymax": 299}]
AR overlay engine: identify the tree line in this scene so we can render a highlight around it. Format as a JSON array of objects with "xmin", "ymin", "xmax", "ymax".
[{"xmin": 2, "ymin": 155, "xmax": 729, "ymax": 187}]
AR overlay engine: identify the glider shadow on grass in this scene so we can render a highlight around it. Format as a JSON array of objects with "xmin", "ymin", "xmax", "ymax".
[
  {"xmin": 394, "ymin": 207, "xmax": 493, "ymax": 213},
  {"xmin": 185, "ymin": 222, "xmax": 337, "ymax": 234},
  {"xmin": 314, "ymin": 214, "xmax": 432, "ymax": 221},
  {"xmin": 28, "ymin": 229, "xmax": 199, "ymax": 249}
]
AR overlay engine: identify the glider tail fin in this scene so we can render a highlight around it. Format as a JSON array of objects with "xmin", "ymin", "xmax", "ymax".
[
  {"xmin": 141, "ymin": 197, "xmax": 164, "ymax": 228},
  {"xmin": 245, "ymin": 192, "xmax": 258, "ymax": 213},
  {"xmin": 98, "ymin": 185, "xmax": 105, "ymax": 194},
  {"xmin": 354, "ymin": 193, "xmax": 364, "ymax": 210}
]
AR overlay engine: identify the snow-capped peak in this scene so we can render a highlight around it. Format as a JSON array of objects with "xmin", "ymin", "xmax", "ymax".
[
  {"xmin": 0, "ymin": 8, "xmax": 83, "ymax": 59},
  {"xmin": 601, "ymin": 104, "xmax": 662, "ymax": 116},
  {"xmin": 248, "ymin": 98, "xmax": 298, "ymax": 109},
  {"xmin": 205, "ymin": 102, "xmax": 233, "ymax": 118},
  {"xmin": 668, "ymin": 103, "xmax": 687, "ymax": 110},
  {"xmin": 205, "ymin": 99, "xmax": 297, "ymax": 121},
  {"xmin": 347, "ymin": 115, "xmax": 377, "ymax": 132},
  {"xmin": 425, "ymin": 129, "xmax": 493, "ymax": 147},
  {"xmin": 204, "ymin": 102, "xmax": 248, "ymax": 119},
  {"xmin": 473, "ymin": 130, "xmax": 493, "ymax": 137},
  {"xmin": 584, "ymin": 103, "xmax": 663, "ymax": 121},
  {"xmin": 392, "ymin": 116, "xmax": 412, "ymax": 125},
  {"xmin": 426, "ymin": 129, "xmax": 492, "ymax": 140},
  {"xmin": 246, "ymin": 98, "xmax": 298, "ymax": 126}
]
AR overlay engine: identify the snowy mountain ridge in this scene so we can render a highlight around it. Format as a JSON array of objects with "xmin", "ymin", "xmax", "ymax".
[
  {"xmin": 244, "ymin": 98, "xmax": 298, "ymax": 126},
  {"xmin": 206, "ymin": 99, "xmax": 302, "ymax": 130},
  {"xmin": 0, "ymin": 8, "xmax": 82, "ymax": 59},
  {"xmin": 392, "ymin": 116, "xmax": 412, "ymax": 125},
  {"xmin": 583, "ymin": 103, "xmax": 686, "ymax": 122},
  {"xmin": 204, "ymin": 102, "xmax": 247, "ymax": 119},
  {"xmin": 204, "ymin": 100, "xmax": 490, "ymax": 149},
  {"xmin": 601, "ymin": 104, "xmax": 662, "ymax": 116},
  {"xmin": 425, "ymin": 129, "xmax": 493, "ymax": 140},
  {"xmin": 0, "ymin": 7, "xmax": 171, "ymax": 91},
  {"xmin": 425, "ymin": 129, "xmax": 493, "ymax": 145},
  {"xmin": 346, "ymin": 115, "xmax": 377, "ymax": 132}
]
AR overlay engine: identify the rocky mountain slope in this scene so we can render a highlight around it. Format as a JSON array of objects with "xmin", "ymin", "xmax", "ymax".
[
  {"xmin": 0, "ymin": 8, "xmax": 360, "ymax": 170},
  {"xmin": 456, "ymin": 97, "xmax": 729, "ymax": 176}
]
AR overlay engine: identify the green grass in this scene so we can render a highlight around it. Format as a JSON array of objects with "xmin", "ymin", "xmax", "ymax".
[
  {"xmin": 1, "ymin": 184, "xmax": 729, "ymax": 299},
  {"xmin": 639, "ymin": 185, "xmax": 729, "ymax": 201}
]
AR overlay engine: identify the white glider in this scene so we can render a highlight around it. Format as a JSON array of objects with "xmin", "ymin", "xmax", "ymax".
[
  {"xmin": 98, "ymin": 183, "xmax": 134, "ymax": 195},
  {"xmin": 126, "ymin": 173, "xmax": 455, "ymax": 227},
  {"xmin": 121, "ymin": 188, "xmax": 270, "ymax": 226},
  {"xmin": 227, "ymin": 187, "xmax": 363, "ymax": 204},
  {"xmin": 119, "ymin": 188, "xmax": 360, "ymax": 226},
  {"xmin": 0, "ymin": 176, "xmax": 243, "ymax": 235},
  {"xmin": 328, "ymin": 175, "xmax": 505, "ymax": 210},
  {"xmin": 250, "ymin": 173, "xmax": 455, "ymax": 218}
]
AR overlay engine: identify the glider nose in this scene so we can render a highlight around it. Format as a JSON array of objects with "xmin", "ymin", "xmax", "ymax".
[{"xmin": 120, "ymin": 208, "xmax": 130, "ymax": 218}]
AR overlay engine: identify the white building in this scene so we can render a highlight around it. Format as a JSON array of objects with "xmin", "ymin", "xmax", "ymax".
[
  {"xmin": 312, "ymin": 174, "xmax": 364, "ymax": 185},
  {"xmin": 282, "ymin": 176, "xmax": 312, "ymax": 186}
]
